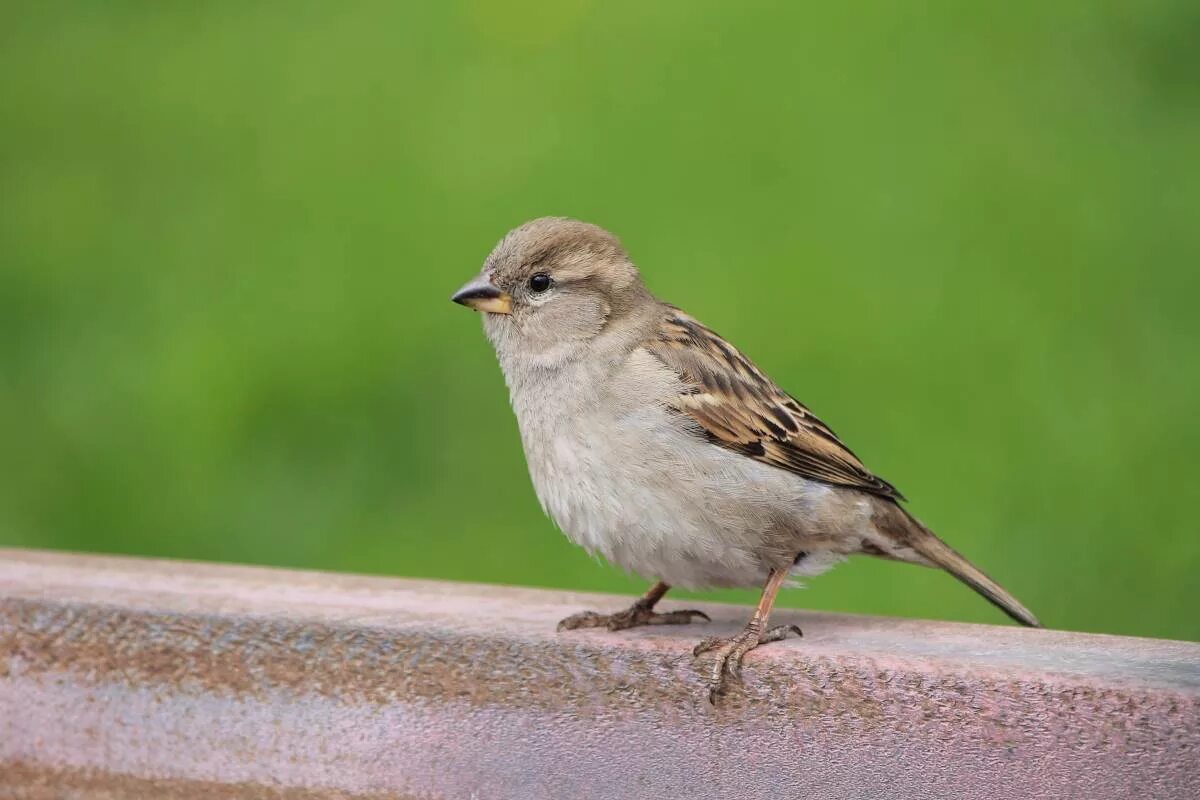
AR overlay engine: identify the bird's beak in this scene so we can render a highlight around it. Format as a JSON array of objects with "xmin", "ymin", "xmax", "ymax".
[{"xmin": 451, "ymin": 275, "xmax": 512, "ymax": 315}]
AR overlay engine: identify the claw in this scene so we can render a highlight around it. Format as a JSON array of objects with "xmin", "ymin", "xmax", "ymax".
[
  {"xmin": 761, "ymin": 624, "xmax": 803, "ymax": 644},
  {"xmin": 693, "ymin": 622, "xmax": 803, "ymax": 701},
  {"xmin": 559, "ymin": 605, "xmax": 711, "ymax": 633}
]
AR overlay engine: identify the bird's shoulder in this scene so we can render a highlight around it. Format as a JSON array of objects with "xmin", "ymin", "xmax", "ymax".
[{"xmin": 639, "ymin": 305, "xmax": 903, "ymax": 500}]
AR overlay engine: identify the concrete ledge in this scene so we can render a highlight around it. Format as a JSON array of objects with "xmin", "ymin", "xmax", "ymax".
[{"xmin": 1, "ymin": 548, "xmax": 1198, "ymax": 799}]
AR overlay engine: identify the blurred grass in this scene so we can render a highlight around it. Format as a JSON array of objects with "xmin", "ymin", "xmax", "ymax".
[{"xmin": 2, "ymin": 1, "xmax": 1198, "ymax": 640}]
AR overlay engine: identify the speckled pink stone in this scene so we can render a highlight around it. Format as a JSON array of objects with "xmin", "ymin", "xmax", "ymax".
[{"xmin": 1, "ymin": 548, "xmax": 1197, "ymax": 799}]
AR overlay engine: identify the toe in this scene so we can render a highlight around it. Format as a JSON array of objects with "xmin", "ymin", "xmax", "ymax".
[
  {"xmin": 557, "ymin": 611, "xmax": 607, "ymax": 631},
  {"xmin": 692, "ymin": 636, "xmax": 723, "ymax": 657},
  {"xmin": 708, "ymin": 657, "xmax": 728, "ymax": 699},
  {"xmin": 724, "ymin": 640, "xmax": 756, "ymax": 680},
  {"xmin": 605, "ymin": 612, "xmax": 636, "ymax": 631},
  {"xmin": 695, "ymin": 624, "xmax": 804, "ymax": 703},
  {"xmin": 653, "ymin": 609, "xmax": 711, "ymax": 626},
  {"xmin": 760, "ymin": 624, "xmax": 803, "ymax": 644}
]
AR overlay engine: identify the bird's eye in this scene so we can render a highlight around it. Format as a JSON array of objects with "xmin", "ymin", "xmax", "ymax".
[{"xmin": 528, "ymin": 273, "xmax": 552, "ymax": 293}]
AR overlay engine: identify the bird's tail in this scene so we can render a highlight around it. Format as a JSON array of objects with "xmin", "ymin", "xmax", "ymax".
[{"xmin": 875, "ymin": 502, "xmax": 1041, "ymax": 628}]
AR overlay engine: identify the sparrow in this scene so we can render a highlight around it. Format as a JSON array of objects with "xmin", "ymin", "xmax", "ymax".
[{"xmin": 452, "ymin": 217, "xmax": 1040, "ymax": 700}]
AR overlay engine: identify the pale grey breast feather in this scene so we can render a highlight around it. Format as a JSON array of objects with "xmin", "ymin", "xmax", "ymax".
[{"xmin": 493, "ymin": 338, "xmax": 871, "ymax": 589}]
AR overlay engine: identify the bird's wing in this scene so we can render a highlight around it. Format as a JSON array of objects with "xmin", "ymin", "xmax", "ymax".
[{"xmin": 643, "ymin": 308, "xmax": 904, "ymax": 500}]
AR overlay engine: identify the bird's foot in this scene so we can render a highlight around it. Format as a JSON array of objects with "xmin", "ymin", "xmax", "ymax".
[
  {"xmin": 557, "ymin": 603, "xmax": 710, "ymax": 632},
  {"xmin": 692, "ymin": 622, "xmax": 803, "ymax": 703}
]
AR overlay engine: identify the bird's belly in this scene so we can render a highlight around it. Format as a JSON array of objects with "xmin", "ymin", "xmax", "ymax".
[{"xmin": 522, "ymin": 411, "xmax": 864, "ymax": 589}]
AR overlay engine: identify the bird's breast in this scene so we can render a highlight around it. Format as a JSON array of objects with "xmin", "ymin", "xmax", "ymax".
[
  {"xmin": 518, "ymin": 395, "xmax": 660, "ymax": 554},
  {"xmin": 498, "ymin": 348, "xmax": 861, "ymax": 589},
  {"xmin": 504, "ymin": 355, "xmax": 676, "ymax": 550}
]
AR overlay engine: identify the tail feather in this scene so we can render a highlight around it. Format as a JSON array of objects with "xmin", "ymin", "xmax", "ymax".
[{"xmin": 875, "ymin": 504, "xmax": 1042, "ymax": 628}]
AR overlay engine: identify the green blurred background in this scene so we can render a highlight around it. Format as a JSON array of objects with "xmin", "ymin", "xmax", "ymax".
[{"xmin": 2, "ymin": 2, "xmax": 1197, "ymax": 641}]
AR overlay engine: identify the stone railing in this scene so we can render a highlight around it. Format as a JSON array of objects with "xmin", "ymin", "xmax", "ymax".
[{"xmin": 2, "ymin": 548, "xmax": 1197, "ymax": 798}]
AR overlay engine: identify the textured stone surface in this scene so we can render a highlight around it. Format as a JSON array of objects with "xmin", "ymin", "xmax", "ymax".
[{"xmin": 1, "ymin": 548, "xmax": 1198, "ymax": 799}]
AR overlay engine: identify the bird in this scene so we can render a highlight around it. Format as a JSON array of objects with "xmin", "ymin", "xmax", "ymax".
[{"xmin": 451, "ymin": 217, "xmax": 1040, "ymax": 701}]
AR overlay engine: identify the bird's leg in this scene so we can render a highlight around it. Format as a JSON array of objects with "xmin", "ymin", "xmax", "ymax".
[
  {"xmin": 692, "ymin": 567, "xmax": 802, "ymax": 702},
  {"xmin": 557, "ymin": 581, "xmax": 711, "ymax": 632}
]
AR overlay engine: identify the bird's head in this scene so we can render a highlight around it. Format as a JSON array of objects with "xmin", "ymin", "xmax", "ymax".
[{"xmin": 452, "ymin": 217, "xmax": 650, "ymax": 362}]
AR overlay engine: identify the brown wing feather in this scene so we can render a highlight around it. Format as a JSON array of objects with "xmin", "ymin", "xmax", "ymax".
[{"xmin": 645, "ymin": 308, "xmax": 904, "ymax": 501}]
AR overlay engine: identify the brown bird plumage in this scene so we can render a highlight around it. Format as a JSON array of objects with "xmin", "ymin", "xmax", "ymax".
[
  {"xmin": 453, "ymin": 216, "xmax": 1041, "ymax": 701},
  {"xmin": 646, "ymin": 306, "xmax": 1038, "ymax": 630},
  {"xmin": 649, "ymin": 309, "xmax": 903, "ymax": 500}
]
